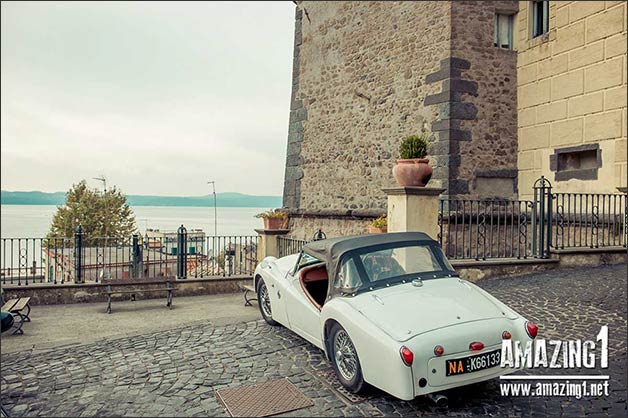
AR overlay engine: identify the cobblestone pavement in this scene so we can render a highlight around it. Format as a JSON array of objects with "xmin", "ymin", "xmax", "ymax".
[{"xmin": 1, "ymin": 264, "xmax": 626, "ymax": 417}]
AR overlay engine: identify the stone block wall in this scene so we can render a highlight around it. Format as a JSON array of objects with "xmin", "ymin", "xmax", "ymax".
[
  {"xmin": 426, "ymin": 1, "xmax": 520, "ymax": 199},
  {"xmin": 283, "ymin": 1, "xmax": 521, "ymax": 238},
  {"xmin": 516, "ymin": 1, "xmax": 627, "ymax": 200},
  {"xmin": 2, "ymin": 277, "xmax": 250, "ymax": 306},
  {"xmin": 284, "ymin": 1, "xmax": 451, "ymax": 224}
]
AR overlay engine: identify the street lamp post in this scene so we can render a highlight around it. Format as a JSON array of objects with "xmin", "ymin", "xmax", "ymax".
[
  {"xmin": 207, "ymin": 181, "xmax": 217, "ymax": 257},
  {"xmin": 93, "ymin": 175, "xmax": 107, "ymax": 280},
  {"xmin": 93, "ymin": 175, "xmax": 108, "ymax": 237}
]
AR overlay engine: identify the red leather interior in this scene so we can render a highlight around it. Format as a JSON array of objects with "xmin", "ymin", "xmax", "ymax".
[
  {"xmin": 299, "ymin": 264, "xmax": 329, "ymax": 311},
  {"xmin": 301, "ymin": 264, "xmax": 328, "ymax": 283}
]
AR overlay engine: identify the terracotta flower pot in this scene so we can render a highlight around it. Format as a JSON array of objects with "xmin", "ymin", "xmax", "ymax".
[
  {"xmin": 368, "ymin": 225, "xmax": 387, "ymax": 234},
  {"xmin": 263, "ymin": 217, "xmax": 285, "ymax": 230},
  {"xmin": 392, "ymin": 158, "xmax": 433, "ymax": 187}
]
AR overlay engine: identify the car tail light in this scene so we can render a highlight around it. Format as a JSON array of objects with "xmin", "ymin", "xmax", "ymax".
[
  {"xmin": 400, "ymin": 346, "xmax": 414, "ymax": 366},
  {"xmin": 502, "ymin": 330, "xmax": 512, "ymax": 340},
  {"xmin": 434, "ymin": 345, "xmax": 444, "ymax": 356},
  {"xmin": 525, "ymin": 321, "xmax": 538, "ymax": 339},
  {"xmin": 469, "ymin": 341, "xmax": 484, "ymax": 351}
]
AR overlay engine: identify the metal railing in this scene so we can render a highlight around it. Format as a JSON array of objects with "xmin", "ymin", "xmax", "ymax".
[
  {"xmin": 187, "ymin": 235, "xmax": 258, "ymax": 278},
  {"xmin": 551, "ymin": 192, "xmax": 626, "ymax": 249},
  {"xmin": 278, "ymin": 236, "xmax": 308, "ymax": 258},
  {"xmin": 438, "ymin": 199, "xmax": 535, "ymax": 260},
  {"xmin": 1, "ymin": 227, "xmax": 258, "ymax": 286},
  {"xmin": 438, "ymin": 177, "xmax": 627, "ymax": 260}
]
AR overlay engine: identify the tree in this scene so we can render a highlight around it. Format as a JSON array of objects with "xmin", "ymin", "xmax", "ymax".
[{"xmin": 47, "ymin": 180, "xmax": 137, "ymax": 245}]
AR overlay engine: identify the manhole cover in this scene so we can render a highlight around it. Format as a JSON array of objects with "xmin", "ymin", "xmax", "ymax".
[
  {"xmin": 312, "ymin": 368, "xmax": 369, "ymax": 405},
  {"xmin": 216, "ymin": 378, "xmax": 313, "ymax": 417}
]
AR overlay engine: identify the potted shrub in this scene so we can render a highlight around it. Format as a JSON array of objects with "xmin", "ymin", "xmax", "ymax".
[
  {"xmin": 255, "ymin": 209, "xmax": 288, "ymax": 230},
  {"xmin": 392, "ymin": 133, "xmax": 433, "ymax": 187},
  {"xmin": 367, "ymin": 215, "xmax": 387, "ymax": 234}
]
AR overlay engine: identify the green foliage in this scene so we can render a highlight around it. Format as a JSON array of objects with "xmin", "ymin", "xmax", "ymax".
[
  {"xmin": 254, "ymin": 209, "xmax": 288, "ymax": 219},
  {"xmin": 46, "ymin": 180, "xmax": 137, "ymax": 245},
  {"xmin": 215, "ymin": 253, "xmax": 225, "ymax": 269},
  {"xmin": 399, "ymin": 134, "xmax": 430, "ymax": 159},
  {"xmin": 368, "ymin": 215, "xmax": 388, "ymax": 228}
]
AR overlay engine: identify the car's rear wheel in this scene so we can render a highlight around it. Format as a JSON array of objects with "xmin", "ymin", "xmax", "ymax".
[
  {"xmin": 257, "ymin": 278, "xmax": 278, "ymax": 326},
  {"xmin": 330, "ymin": 323, "xmax": 365, "ymax": 393}
]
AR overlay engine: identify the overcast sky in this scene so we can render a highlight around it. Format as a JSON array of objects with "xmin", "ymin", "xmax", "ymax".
[{"xmin": 1, "ymin": 1, "xmax": 294, "ymax": 196}]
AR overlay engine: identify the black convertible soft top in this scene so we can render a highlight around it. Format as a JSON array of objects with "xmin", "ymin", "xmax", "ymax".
[{"xmin": 302, "ymin": 232, "xmax": 436, "ymax": 292}]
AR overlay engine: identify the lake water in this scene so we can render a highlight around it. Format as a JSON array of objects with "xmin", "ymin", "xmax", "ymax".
[{"xmin": 0, "ymin": 205, "xmax": 267, "ymax": 238}]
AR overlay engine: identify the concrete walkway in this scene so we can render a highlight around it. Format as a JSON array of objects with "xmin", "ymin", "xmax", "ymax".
[{"xmin": 0, "ymin": 293, "xmax": 260, "ymax": 355}]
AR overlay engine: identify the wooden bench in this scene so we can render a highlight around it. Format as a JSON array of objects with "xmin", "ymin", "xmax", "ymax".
[
  {"xmin": 1, "ymin": 297, "xmax": 32, "ymax": 335},
  {"xmin": 105, "ymin": 280, "xmax": 175, "ymax": 314},
  {"xmin": 238, "ymin": 282, "xmax": 257, "ymax": 307}
]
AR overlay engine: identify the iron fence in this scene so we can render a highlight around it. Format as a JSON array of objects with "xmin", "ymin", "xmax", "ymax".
[
  {"xmin": 438, "ymin": 177, "xmax": 627, "ymax": 260},
  {"xmin": 278, "ymin": 236, "xmax": 309, "ymax": 258},
  {"xmin": 551, "ymin": 192, "xmax": 627, "ymax": 249},
  {"xmin": 438, "ymin": 199, "xmax": 535, "ymax": 260},
  {"xmin": 1, "ymin": 226, "xmax": 258, "ymax": 286},
  {"xmin": 187, "ymin": 235, "xmax": 258, "ymax": 278}
]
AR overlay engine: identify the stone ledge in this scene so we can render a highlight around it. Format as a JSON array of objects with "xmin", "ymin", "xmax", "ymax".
[
  {"xmin": 451, "ymin": 258, "xmax": 559, "ymax": 268},
  {"xmin": 382, "ymin": 187, "xmax": 446, "ymax": 196},
  {"xmin": 254, "ymin": 229, "xmax": 290, "ymax": 236},
  {"xmin": 2, "ymin": 276, "xmax": 252, "ymax": 291},
  {"xmin": 284, "ymin": 209, "xmax": 385, "ymax": 219},
  {"xmin": 551, "ymin": 247, "xmax": 627, "ymax": 254},
  {"xmin": 3, "ymin": 276, "xmax": 253, "ymax": 305}
]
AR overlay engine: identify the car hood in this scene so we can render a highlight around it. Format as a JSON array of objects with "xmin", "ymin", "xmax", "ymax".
[{"xmin": 345, "ymin": 278, "xmax": 511, "ymax": 342}]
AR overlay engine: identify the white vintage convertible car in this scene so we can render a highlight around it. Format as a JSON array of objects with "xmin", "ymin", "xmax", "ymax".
[{"xmin": 253, "ymin": 232, "xmax": 537, "ymax": 401}]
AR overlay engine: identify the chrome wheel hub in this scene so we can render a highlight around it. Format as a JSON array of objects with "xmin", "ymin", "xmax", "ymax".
[{"xmin": 333, "ymin": 330, "xmax": 357, "ymax": 381}]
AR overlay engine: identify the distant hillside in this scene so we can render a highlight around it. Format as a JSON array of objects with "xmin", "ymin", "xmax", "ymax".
[{"xmin": 0, "ymin": 190, "xmax": 282, "ymax": 208}]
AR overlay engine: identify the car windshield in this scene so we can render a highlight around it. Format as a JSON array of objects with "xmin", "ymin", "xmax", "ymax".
[
  {"xmin": 334, "ymin": 243, "xmax": 455, "ymax": 294},
  {"xmin": 293, "ymin": 252, "xmax": 321, "ymax": 274}
]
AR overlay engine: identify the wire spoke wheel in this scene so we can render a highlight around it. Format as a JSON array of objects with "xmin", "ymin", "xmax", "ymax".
[
  {"xmin": 259, "ymin": 282, "xmax": 272, "ymax": 318},
  {"xmin": 333, "ymin": 329, "xmax": 358, "ymax": 381}
]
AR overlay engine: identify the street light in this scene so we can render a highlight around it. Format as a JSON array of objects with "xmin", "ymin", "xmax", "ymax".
[
  {"xmin": 93, "ymin": 175, "xmax": 108, "ymax": 280},
  {"xmin": 207, "ymin": 181, "xmax": 217, "ymax": 257},
  {"xmin": 93, "ymin": 175, "xmax": 107, "ymax": 237}
]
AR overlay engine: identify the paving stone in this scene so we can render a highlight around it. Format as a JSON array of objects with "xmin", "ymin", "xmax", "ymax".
[{"xmin": 0, "ymin": 265, "xmax": 625, "ymax": 416}]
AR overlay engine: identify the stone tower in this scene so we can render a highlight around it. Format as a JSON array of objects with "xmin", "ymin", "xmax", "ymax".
[{"xmin": 283, "ymin": 1, "xmax": 519, "ymax": 239}]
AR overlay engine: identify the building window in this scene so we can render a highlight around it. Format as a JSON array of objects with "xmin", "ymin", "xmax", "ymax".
[
  {"xmin": 531, "ymin": 0, "xmax": 549, "ymax": 38},
  {"xmin": 549, "ymin": 144, "xmax": 602, "ymax": 181},
  {"xmin": 494, "ymin": 14, "xmax": 514, "ymax": 49}
]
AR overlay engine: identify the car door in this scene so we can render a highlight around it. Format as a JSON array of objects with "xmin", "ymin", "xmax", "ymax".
[
  {"xmin": 284, "ymin": 256, "xmax": 324, "ymax": 348},
  {"xmin": 262, "ymin": 260, "xmax": 291, "ymax": 327}
]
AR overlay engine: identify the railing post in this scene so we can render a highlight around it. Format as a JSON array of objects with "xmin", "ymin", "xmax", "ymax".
[
  {"xmin": 132, "ymin": 233, "xmax": 141, "ymax": 278},
  {"xmin": 533, "ymin": 176, "xmax": 553, "ymax": 259},
  {"xmin": 546, "ymin": 188, "xmax": 553, "ymax": 257},
  {"xmin": 177, "ymin": 225, "xmax": 187, "ymax": 279},
  {"xmin": 74, "ymin": 225, "xmax": 83, "ymax": 283}
]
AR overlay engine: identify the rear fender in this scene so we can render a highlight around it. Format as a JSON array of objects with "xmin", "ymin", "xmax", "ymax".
[{"xmin": 321, "ymin": 298, "xmax": 415, "ymax": 401}]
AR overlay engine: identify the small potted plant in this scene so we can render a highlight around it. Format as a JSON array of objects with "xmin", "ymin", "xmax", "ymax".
[
  {"xmin": 367, "ymin": 215, "xmax": 387, "ymax": 234},
  {"xmin": 392, "ymin": 133, "xmax": 433, "ymax": 187},
  {"xmin": 255, "ymin": 209, "xmax": 288, "ymax": 230}
]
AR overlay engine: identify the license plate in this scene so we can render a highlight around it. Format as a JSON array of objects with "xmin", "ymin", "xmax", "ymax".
[{"xmin": 446, "ymin": 349, "xmax": 501, "ymax": 376}]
